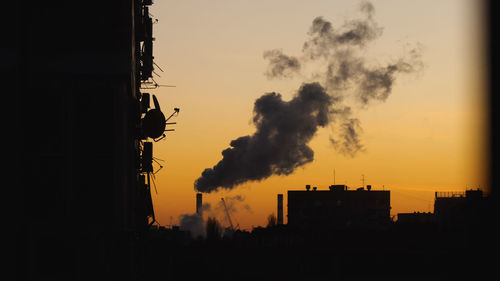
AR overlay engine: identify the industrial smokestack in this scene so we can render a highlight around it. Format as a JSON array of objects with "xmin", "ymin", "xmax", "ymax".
[
  {"xmin": 277, "ymin": 194, "xmax": 284, "ymax": 225},
  {"xmin": 196, "ymin": 193, "xmax": 203, "ymax": 216}
]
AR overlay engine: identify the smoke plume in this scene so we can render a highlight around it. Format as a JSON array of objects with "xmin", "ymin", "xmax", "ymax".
[
  {"xmin": 179, "ymin": 213, "xmax": 206, "ymax": 239},
  {"xmin": 330, "ymin": 118, "xmax": 364, "ymax": 157},
  {"xmin": 263, "ymin": 49, "xmax": 301, "ymax": 79},
  {"xmin": 328, "ymin": 106, "xmax": 365, "ymax": 157},
  {"xmin": 217, "ymin": 195, "xmax": 252, "ymax": 214},
  {"xmin": 263, "ymin": 0, "xmax": 423, "ymax": 154},
  {"xmin": 302, "ymin": 2, "xmax": 381, "ymax": 60},
  {"xmin": 195, "ymin": 1, "xmax": 423, "ymax": 192},
  {"xmin": 195, "ymin": 82, "xmax": 332, "ymax": 193}
]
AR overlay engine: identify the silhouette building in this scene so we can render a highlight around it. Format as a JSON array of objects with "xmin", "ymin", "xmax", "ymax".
[
  {"xmin": 287, "ymin": 185, "xmax": 391, "ymax": 229},
  {"xmin": 397, "ymin": 212, "xmax": 435, "ymax": 225},
  {"xmin": 434, "ymin": 189, "xmax": 485, "ymax": 229},
  {"xmin": 395, "ymin": 188, "xmax": 488, "ymax": 229},
  {"xmin": 16, "ymin": 1, "xmax": 165, "ymax": 279},
  {"xmin": 277, "ymin": 194, "xmax": 284, "ymax": 225}
]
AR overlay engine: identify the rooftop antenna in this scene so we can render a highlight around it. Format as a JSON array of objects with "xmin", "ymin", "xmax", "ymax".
[
  {"xmin": 333, "ymin": 169, "xmax": 336, "ymax": 185},
  {"xmin": 361, "ymin": 174, "xmax": 365, "ymax": 188}
]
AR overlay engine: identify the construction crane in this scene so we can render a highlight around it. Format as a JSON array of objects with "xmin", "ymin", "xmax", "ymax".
[{"xmin": 221, "ymin": 197, "xmax": 238, "ymax": 232}]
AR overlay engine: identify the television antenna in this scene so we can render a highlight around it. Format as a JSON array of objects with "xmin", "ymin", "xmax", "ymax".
[{"xmin": 333, "ymin": 168, "xmax": 336, "ymax": 185}]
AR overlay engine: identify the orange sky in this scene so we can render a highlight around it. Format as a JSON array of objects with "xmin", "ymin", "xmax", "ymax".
[{"xmin": 146, "ymin": 0, "xmax": 489, "ymax": 230}]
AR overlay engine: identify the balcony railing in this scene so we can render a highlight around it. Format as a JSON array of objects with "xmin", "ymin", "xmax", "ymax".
[{"xmin": 435, "ymin": 191, "xmax": 466, "ymax": 198}]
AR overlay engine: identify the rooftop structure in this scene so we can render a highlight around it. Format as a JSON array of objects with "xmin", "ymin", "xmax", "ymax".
[
  {"xmin": 434, "ymin": 188, "xmax": 485, "ymax": 229},
  {"xmin": 397, "ymin": 212, "xmax": 435, "ymax": 225},
  {"xmin": 287, "ymin": 184, "xmax": 391, "ymax": 229}
]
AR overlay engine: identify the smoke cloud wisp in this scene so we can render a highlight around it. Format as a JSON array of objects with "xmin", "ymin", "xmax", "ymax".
[
  {"xmin": 263, "ymin": 49, "xmax": 301, "ymax": 79},
  {"xmin": 179, "ymin": 213, "xmax": 206, "ymax": 239},
  {"xmin": 264, "ymin": 0, "xmax": 423, "ymax": 154}
]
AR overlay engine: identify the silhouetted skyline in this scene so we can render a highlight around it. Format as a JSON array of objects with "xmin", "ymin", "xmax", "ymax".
[
  {"xmin": 148, "ymin": 0, "xmax": 490, "ymax": 229},
  {"xmin": 14, "ymin": 0, "xmax": 493, "ymax": 280}
]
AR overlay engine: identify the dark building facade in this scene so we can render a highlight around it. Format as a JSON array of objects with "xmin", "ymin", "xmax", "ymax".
[
  {"xmin": 287, "ymin": 185, "xmax": 391, "ymax": 229},
  {"xmin": 434, "ymin": 189, "xmax": 486, "ymax": 230},
  {"xmin": 277, "ymin": 194, "xmax": 284, "ymax": 225},
  {"xmin": 397, "ymin": 212, "xmax": 435, "ymax": 225},
  {"xmin": 14, "ymin": 1, "xmax": 164, "ymax": 279}
]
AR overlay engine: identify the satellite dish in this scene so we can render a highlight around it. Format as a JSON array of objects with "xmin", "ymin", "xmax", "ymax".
[
  {"xmin": 152, "ymin": 94, "xmax": 161, "ymax": 111},
  {"xmin": 141, "ymin": 94, "xmax": 166, "ymax": 139}
]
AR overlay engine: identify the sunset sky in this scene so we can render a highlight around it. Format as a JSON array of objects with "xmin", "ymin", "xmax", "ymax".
[{"xmin": 146, "ymin": 0, "xmax": 488, "ymax": 230}]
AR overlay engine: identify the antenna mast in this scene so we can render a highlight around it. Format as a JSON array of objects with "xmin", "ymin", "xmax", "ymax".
[{"xmin": 333, "ymin": 169, "xmax": 336, "ymax": 185}]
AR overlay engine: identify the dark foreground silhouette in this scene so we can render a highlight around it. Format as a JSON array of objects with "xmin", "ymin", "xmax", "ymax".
[
  {"xmin": 140, "ymin": 219, "xmax": 495, "ymax": 280},
  {"xmin": 16, "ymin": 195, "xmax": 497, "ymax": 281}
]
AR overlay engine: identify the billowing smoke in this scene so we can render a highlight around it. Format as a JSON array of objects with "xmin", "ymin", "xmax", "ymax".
[
  {"xmin": 324, "ymin": 47, "xmax": 423, "ymax": 105},
  {"xmin": 179, "ymin": 213, "xmax": 206, "ymax": 239},
  {"xmin": 216, "ymin": 195, "xmax": 252, "ymax": 215},
  {"xmin": 180, "ymin": 195, "xmax": 251, "ymax": 235},
  {"xmin": 263, "ymin": 0, "xmax": 423, "ymax": 154},
  {"xmin": 206, "ymin": 195, "xmax": 252, "ymax": 228},
  {"xmin": 195, "ymin": 1, "xmax": 423, "ymax": 193},
  {"xmin": 195, "ymin": 83, "xmax": 332, "ymax": 193},
  {"xmin": 330, "ymin": 118, "xmax": 364, "ymax": 157},
  {"xmin": 263, "ymin": 49, "xmax": 301, "ymax": 79},
  {"xmin": 328, "ymin": 106, "xmax": 365, "ymax": 157},
  {"xmin": 303, "ymin": 2, "xmax": 382, "ymax": 56}
]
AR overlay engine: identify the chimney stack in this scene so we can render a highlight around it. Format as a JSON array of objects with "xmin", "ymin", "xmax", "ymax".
[
  {"xmin": 277, "ymin": 194, "xmax": 283, "ymax": 225},
  {"xmin": 196, "ymin": 193, "xmax": 203, "ymax": 216}
]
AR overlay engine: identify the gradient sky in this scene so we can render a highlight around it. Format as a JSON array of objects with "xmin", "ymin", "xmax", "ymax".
[{"xmin": 147, "ymin": 0, "xmax": 488, "ymax": 230}]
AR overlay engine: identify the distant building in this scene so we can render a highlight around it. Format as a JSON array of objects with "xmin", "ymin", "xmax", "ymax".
[
  {"xmin": 434, "ymin": 189, "xmax": 485, "ymax": 230},
  {"xmin": 277, "ymin": 194, "xmax": 284, "ymax": 225},
  {"xmin": 287, "ymin": 185, "xmax": 391, "ymax": 229},
  {"xmin": 397, "ymin": 212, "xmax": 435, "ymax": 225}
]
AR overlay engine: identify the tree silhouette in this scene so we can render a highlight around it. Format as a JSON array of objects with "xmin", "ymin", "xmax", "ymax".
[
  {"xmin": 206, "ymin": 216, "xmax": 222, "ymax": 241},
  {"xmin": 267, "ymin": 213, "xmax": 277, "ymax": 228}
]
